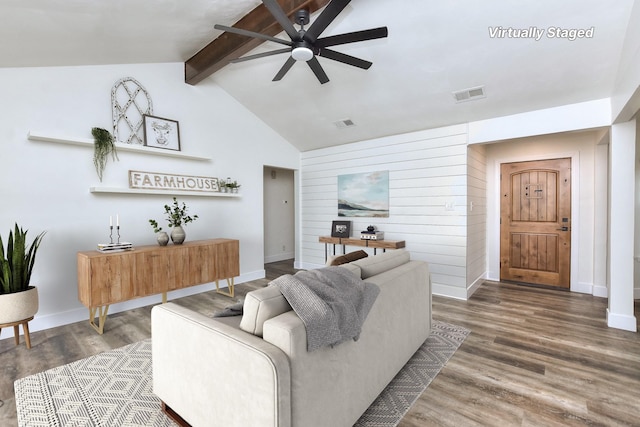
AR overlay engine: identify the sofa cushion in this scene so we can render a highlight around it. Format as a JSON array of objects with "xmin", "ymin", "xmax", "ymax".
[
  {"xmin": 338, "ymin": 262, "xmax": 361, "ymax": 277},
  {"xmin": 326, "ymin": 250, "xmax": 368, "ymax": 266},
  {"xmin": 351, "ymin": 249, "xmax": 410, "ymax": 279},
  {"xmin": 240, "ymin": 286, "xmax": 292, "ymax": 337}
]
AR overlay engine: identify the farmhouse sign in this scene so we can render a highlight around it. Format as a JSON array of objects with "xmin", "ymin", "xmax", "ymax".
[{"xmin": 129, "ymin": 170, "xmax": 219, "ymax": 193}]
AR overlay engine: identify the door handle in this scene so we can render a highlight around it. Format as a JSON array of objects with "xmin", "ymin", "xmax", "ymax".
[{"xmin": 556, "ymin": 226, "xmax": 569, "ymax": 231}]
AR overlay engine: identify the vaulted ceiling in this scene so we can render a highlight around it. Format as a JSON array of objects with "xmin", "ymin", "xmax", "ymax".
[{"xmin": 0, "ymin": 0, "xmax": 635, "ymax": 151}]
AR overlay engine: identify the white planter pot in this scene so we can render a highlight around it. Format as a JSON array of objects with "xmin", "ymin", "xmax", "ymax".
[{"xmin": 0, "ymin": 286, "xmax": 39, "ymax": 324}]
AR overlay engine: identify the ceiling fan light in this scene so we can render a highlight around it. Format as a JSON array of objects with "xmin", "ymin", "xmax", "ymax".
[{"xmin": 291, "ymin": 47, "xmax": 313, "ymax": 62}]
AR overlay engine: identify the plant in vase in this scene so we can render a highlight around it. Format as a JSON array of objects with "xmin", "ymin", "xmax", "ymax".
[
  {"xmin": 226, "ymin": 180, "xmax": 241, "ymax": 193},
  {"xmin": 0, "ymin": 223, "xmax": 46, "ymax": 348},
  {"xmin": 150, "ymin": 197, "xmax": 198, "ymax": 245},
  {"xmin": 149, "ymin": 219, "xmax": 169, "ymax": 246}
]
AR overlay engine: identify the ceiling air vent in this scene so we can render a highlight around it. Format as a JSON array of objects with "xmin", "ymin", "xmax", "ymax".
[
  {"xmin": 334, "ymin": 118, "xmax": 356, "ymax": 129},
  {"xmin": 453, "ymin": 86, "xmax": 486, "ymax": 103}
]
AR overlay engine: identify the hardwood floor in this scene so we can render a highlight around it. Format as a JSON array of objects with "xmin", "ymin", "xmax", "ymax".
[
  {"xmin": 401, "ymin": 281, "xmax": 640, "ymax": 427},
  {"xmin": 1, "ymin": 261, "xmax": 639, "ymax": 426}
]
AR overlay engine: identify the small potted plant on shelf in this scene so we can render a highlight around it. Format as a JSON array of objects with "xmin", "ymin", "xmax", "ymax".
[
  {"xmin": 149, "ymin": 219, "xmax": 169, "ymax": 246},
  {"xmin": 226, "ymin": 180, "xmax": 241, "ymax": 193},
  {"xmin": 0, "ymin": 223, "xmax": 46, "ymax": 348},
  {"xmin": 149, "ymin": 197, "xmax": 198, "ymax": 244}
]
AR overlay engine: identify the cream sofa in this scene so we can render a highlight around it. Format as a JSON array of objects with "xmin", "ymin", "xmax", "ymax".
[{"xmin": 151, "ymin": 249, "xmax": 431, "ymax": 427}]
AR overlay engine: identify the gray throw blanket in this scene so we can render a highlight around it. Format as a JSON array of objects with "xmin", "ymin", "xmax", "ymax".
[{"xmin": 270, "ymin": 267, "xmax": 380, "ymax": 351}]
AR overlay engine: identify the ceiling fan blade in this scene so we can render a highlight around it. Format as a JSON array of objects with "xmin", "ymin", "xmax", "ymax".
[
  {"xmin": 214, "ymin": 24, "xmax": 292, "ymax": 46},
  {"xmin": 304, "ymin": 0, "xmax": 351, "ymax": 43},
  {"xmin": 231, "ymin": 48, "xmax": 291, "ymax": 63},
  {"xmin": 315, "ymin": 27, "xmax": 388, "ymax": 48},
  {"xmin": 318, "ymin": 48, "xmax": 372, "ymax": 69},
  {"xmin": 273, "ymin": 57, "xmax": 297, "ymax": 81},
  {"xmin": 307, "ymin": 56, "xmax": 330, "ymax": 84},
  {"xmin": 263, "ymin": 0, "xmax": 300, "ymax": 40}
]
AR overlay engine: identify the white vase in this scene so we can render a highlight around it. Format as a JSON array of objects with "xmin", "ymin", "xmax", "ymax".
[
  {"xmin": 171, "ymin": 225, "xmax": 186, "ymax": 244},
  {"xmin": 0, "ymin": 286, "xmax": 39, "ymax": 324},
  {"xmin": 156, "ymin": 231, "xmax": 169, "ymax": 246}
]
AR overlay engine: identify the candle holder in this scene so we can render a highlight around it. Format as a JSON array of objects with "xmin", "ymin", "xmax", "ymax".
[
  {"xmin": 116, "ymin": 226, "xmax": 121, "ymax": 244},
  {"xmin": 109, "ymin": 226, "xmax": 114, "ymax": 244}
]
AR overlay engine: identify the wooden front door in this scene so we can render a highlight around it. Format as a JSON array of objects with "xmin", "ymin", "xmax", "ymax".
[{"xmin": 500, "ymin": 158, "xmax": 571, "ymax": 288}]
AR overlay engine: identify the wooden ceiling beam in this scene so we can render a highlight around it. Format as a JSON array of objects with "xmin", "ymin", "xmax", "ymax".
[{"xmin": 185, "ymin": 0, "xmax": 331, "ymax": 85}]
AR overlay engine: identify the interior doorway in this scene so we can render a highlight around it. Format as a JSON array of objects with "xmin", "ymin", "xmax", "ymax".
[
  {"xmin": 500, "ymin": 158, "xmax": 571, "ymax": 288},
  {"xmin": 263, "ymin": 166, "xmax": 295, "ymax": 264}
]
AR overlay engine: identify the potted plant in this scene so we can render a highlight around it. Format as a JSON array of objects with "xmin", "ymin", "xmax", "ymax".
[
  {"xmin": 0, "ymin": 224, "xmax": 46, "ymax": 344},
  {"xmin": 91, "ymin": 127, "xmax": 118, "ymax": 182},
  {"xmin": 149, "ymin": 219, "xmax": 169, "ymax": 246},
  {"xmin": 226, "ymin": 180, "xmax": 241, "ymax": 193},
  {"xmin": 150, "ymin": 197, "xmax": 198, "ymax": 244}
]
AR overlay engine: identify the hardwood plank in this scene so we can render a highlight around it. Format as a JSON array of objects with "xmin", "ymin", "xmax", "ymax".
[{"xmin": 1, "ymin": 268, "xmax": 638, "ymax": 427}]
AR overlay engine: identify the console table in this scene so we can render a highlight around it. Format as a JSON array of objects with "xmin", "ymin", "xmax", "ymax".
[
  {"xmin": 77, "ymin": 238, "xmax": 239, "ymax": 334},
  {"xmin": 319, "ymin": 236, "xmax": 406, "ymax": 262}
]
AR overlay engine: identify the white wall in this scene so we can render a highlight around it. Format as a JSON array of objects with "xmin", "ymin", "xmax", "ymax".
[
  {"xmin": 608, "ymin": 119, "xmax": 637, "ymax": 331},
  {"xmin": 263, "ymin": 166, "xmax": 295, "ymax": 263},
  {"xmin": 0, "ymin": 62, "xmax": 300, "ymax": 334},
  {"xmin": 484, "ymin": 131, "xmax": 602, "ymax": 294},
  {"xmin": 612, "ymin": 0, "xmax": 640, "ymax": 122},
  {"xmin": 299, "ymin": 124, "xmax": 473, "ymax": 299},
  {"xmin": 466, "ymin": 144, "xmax": 487, "ymax": 296}
]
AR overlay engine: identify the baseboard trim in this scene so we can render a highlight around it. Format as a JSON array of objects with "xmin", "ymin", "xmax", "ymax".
[
  {"xmin": 264, "ymin": 252, "xmax": 295, "ymax": 263},
  {"xmin": 22, "ymin": 270, "xmax": 266, "ymax": 336},
  {"xmin": 606, "ymin": 308, "xmax": 637, "ymax": 332},
  {"xmin": 466, "ymin": 273, "xmax": 486, "ymax": 298},
  {"xmin": 592, "ymin": 284, "xmax": 608, "ymax": 298}
]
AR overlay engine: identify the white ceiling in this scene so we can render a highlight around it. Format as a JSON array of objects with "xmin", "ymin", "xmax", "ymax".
[{"xmin": 0, "ymin": 0, "xmax": 634, "ymax": 151}]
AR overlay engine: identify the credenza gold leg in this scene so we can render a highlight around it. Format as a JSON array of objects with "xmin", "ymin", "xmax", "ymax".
[
  {"xmin": 215, "ymin": 278, "xmax": 235, "ymax": 298},
  {"xmin": 162, "ymin": 292, "xmax": 167, "ymax": 304},
  {"xmin": 89, "ymin": 306, "xmax": 109, "ymax": 335}
]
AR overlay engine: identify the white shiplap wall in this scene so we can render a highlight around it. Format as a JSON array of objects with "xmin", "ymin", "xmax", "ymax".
[
  {"xmin": 466, "ymin": 144, "xmax": 487, "ymax": 296},
  {"xmin": 299, "ymin": 124, "xmax": 477, "ymax": 299}
]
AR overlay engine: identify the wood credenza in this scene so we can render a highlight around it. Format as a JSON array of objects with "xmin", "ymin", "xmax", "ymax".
[{"xmin": 77, "ymin": 238, "xmax": 239, "ymax": 334}]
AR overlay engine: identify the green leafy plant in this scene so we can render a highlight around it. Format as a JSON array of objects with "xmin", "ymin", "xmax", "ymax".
[
  {"xmin": 150, "ymin": 197, "xmax": 198, "ymax": 229},
  {"xmin": 0, "ymin": 224, "xmax": 46, "ymax": 295},
  {"xmin": 148, "ymin": 219, "xmax": 163, "ymax": 233},
  {"xmin": 226, "ymin": 180, "xmax": 241, "ymax": 189},
  {"xmin": 92, "ymin": 127, "xmax": 118, "ymax": 182}
]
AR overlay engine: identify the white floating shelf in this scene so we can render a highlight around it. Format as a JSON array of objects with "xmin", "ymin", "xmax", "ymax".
[
  {"xmin": 90, "ymin": 187, "xmax": 241, "ymax": 197},
  {"xmin": 28, "ymin": 131, "xmax": 212, "ymax": 161}
]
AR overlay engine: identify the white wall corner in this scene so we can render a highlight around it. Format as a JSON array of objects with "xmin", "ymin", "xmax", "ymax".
[
  {"xmin": 298, "ymin": 261, "xmax": 324, "ymax": 270},
  {"xmin": 433, "ymin": 282, "xmax": 468, "ymax": 300},
  {"xmin": 571, "ymin": 281, "xmax": 594, "ymax": 295},
  {"xmin": 606, "ymin": 309, "xmax": 638, "ymax": 332},
  {"xmin": 593, "ymin": 284, "xmax": 609, "ymax": 299},
  {"xmin": 467, "ymin": 273, "xmax": 487, "ymax": 298}
]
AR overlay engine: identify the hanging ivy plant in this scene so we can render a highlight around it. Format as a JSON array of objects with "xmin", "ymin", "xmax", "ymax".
[{"xmin": 91, "ymin": 127, "xmax": 118, "ymax": 182}]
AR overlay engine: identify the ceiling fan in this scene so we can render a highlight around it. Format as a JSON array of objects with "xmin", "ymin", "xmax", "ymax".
[{"xmin": 214, "ymin": 0, "xmax": 388, "ymax": 84}]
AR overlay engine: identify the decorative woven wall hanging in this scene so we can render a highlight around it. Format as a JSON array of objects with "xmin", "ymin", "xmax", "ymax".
[{"xmin": 111, "ymin": 77, "xmax": 153, "ymax": 144}]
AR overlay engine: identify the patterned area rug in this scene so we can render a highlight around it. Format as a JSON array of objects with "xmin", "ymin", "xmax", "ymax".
[{"xmin": 15, "ymin": 321, "xmax": 469, "ymax": 427}]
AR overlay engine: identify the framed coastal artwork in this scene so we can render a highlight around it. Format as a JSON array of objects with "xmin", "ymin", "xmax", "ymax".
[
  {"xmin": 143, "ymin": 115, "xmax": 181, "ymax": 151},
  {"xmin": 337, "ymin": 171, "xmax": 389, "ymax": 217}
]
